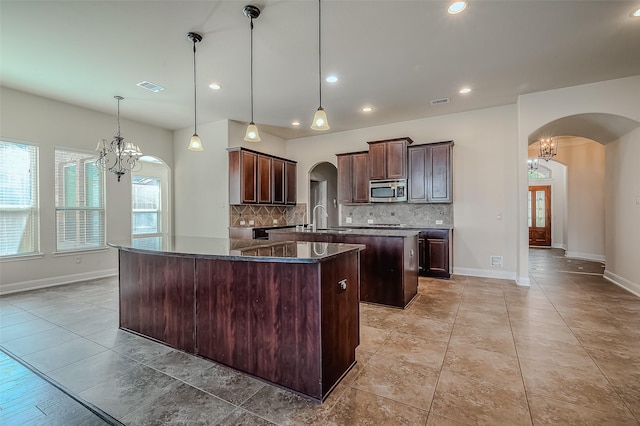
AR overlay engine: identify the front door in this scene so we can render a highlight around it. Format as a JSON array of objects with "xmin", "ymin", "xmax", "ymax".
[{"xmin": 528, "ymin": 185, "xmax": 551, "ymax": 246}]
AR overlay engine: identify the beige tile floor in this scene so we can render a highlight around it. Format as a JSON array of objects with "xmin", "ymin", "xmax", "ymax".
[{"xmin": 1, "ymin": 248, "xmax": 639, "ymax": 425}]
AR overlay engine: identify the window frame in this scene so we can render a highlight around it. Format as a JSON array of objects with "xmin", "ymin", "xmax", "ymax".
[
  {"xmin": 54, "ymin": 147, "xmax": 106, "ymax": 253},
  {"xmin": 0, "ymin": 139, "xmax": 40, "ymax": 259}
]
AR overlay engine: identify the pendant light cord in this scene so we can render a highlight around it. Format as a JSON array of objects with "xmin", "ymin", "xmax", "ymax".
[
  {"xmin": 193, "ymin": 40, "xmax": 198, "ymax": 134},
  {"xmin": 250, "ymin": 18, "xmax": 255, "ymax": 123},
  {"xmin": 116, "ymin": 97, "xmax": 121, "ymax": 137},
  {"xmin": 318, "ymin": 0, "xmax": 322, "ymax": 108}
]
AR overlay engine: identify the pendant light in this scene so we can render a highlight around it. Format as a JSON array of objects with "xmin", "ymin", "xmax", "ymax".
[
  {"xmin": 311, "ymin": 0, "xmax": 330, "ymax": 131},
  {"xmin": 187, "ymin": 32, "xmax": 204, "ymax": 151},
  {"xmin": 244, "ymin": 5, "xmax": 261, "ymax": 142}
]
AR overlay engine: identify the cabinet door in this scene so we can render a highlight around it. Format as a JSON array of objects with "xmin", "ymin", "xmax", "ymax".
[
  {"xmin": 428, "ymin": 144, "xmax": 452, "ymax": 203},
  {"xmin": 352, "ymin": 153, "xmax": 370, "ymax": 203},
  {"xmin": 257, "ymin": 155, "xmax": 272, "ymax": 204},
  {"xmin": 368, "ymin": 143, "xmax": 386, "ymax": 180},
  {"xmin": 337, "ymin": 155, "xmax": 353, "ymax": 204},
  {"xmin": 386, "ymin": 139, "xmax": 407, "ymax": 179},
  {"xmin": 272, "ymin": 159, "xmax": 285, "ymax": 204},
  {"xmin": 407, "ymin": 145, "xmax": 428, "ymax": 203},
  {"xmin": 285, "ymin": 161, "xmax": 297, "ymax": 205},
  {"xmin": 241, "ymin": 150, "xmax": 258, "ymax": 203},
  {"xmin": 426, "ymin": 238, "xmax": 448, "ymax": 273}
]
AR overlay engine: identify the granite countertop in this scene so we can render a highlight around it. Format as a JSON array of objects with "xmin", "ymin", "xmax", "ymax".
[
  {"xmin": 338, "ymin": 224, "xmax": 454, "ymax": 230},
  {"xmin": 108, "ymin": 236, "xmax": 364, "ymax": 263},
  {"xmin": 228, "ymin": 224, "xmax": 300, "ymax": 230},
  {"xmin": 267, "ymin": 227, "xmax": 420, "ymax": 237}
]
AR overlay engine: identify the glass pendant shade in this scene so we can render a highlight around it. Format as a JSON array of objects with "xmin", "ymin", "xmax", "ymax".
[
  {"xmin": 311, "ymin": 107, "xmax": 330, "ymax": 131},
  {"xmin": 244, "ymin": 122, "xmax": 261, "ymax": 142},
  {"xmin": 188, "ymin": 133, "xmax": 203, "ymax": 151}
]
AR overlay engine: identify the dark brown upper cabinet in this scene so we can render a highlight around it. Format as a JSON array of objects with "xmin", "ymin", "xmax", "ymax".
[
  {"xmin": 228, "ymin": 147, "xmax": 297, "ymax": 205},
  {"xmin": 367, "ymin": 137, "xmax": 413, "ymax": 180},
  {"xmin": 337, "ymin": 151, "xmax": 369, "ymax": 204},
  {"xmin": 407, "ymin": 141, "xmax": 453, "ymax": 204}
]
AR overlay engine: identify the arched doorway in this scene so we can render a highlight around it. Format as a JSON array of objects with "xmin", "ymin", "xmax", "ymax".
[
  {"xmin": 524, "ymin": 113, "xmax": 640, "ymax": 292},
  {"xmin": 308, "ymin": 162, "xmax": 338, "ymax": 229}
]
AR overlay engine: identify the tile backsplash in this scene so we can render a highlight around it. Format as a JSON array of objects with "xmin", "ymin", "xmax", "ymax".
[
  {"xmin": 341, "ymin": 203, "xmax": 453, "ymax": 227},
  {"xmin": 230, "ymin": 204, "xmax": 307, "ymax": 227}
]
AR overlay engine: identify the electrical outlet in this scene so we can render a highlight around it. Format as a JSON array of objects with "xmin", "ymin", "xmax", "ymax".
[
  {"xmin": 240, "ymin": 220, "xmax": 246, "ymax": 225},
  {"xmin": 249, "ymin": 220, "xmax": 255, "ymax": 225},
  {"xmin": 490, "ymin": 256, "xmax": 503, "ymax": 268},
  {"xmin": 346, "ymin": 217, "xmax": 352, "ymax": 224},
  {"xmin": 367, "ymin": 219, "xmax": 374, "ymax": 224},
  {"xmin": 436, "ymin": 220, "xmax": 443, "ymax": 225},
  {"xmin": 273, "ymin": 219, "xmax": 278, "ymax": 224}
]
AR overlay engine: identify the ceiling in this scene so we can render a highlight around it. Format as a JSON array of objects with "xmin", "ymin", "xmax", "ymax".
[{"xmin": 2, "ymin": 1, "xmax": 640, "ymax": 140}]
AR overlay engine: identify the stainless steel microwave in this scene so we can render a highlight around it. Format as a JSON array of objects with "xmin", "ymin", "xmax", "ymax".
[{"xmin": 369, "ymin": 179, "xmax": 407, "ymax": 202}]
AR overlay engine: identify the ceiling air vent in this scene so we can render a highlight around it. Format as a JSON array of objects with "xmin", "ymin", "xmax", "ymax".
[
  {"xmin": 137, "ymin": 81, "xmax": 165, "ymax": 93},
  {"xmin": 430, "ymin": 97, "xmax": 450, "ymax": 105}
]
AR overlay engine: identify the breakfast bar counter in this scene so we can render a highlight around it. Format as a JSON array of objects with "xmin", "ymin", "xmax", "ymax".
[{"xmin": 109, "ymin": 237, "xmax": 364, "ymax": 402}]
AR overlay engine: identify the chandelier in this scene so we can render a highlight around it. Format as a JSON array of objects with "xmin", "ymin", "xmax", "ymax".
[
  {"xmin": 96, "ymin": 96, "xmax": 142, "ymax": 182},
  {"xmin": 527, "ymin": 158, "xmax": 539, "ymax": 171},
  {"xmin": 538, "ymin": 137, "xmax": 558, "ymax": 161}
]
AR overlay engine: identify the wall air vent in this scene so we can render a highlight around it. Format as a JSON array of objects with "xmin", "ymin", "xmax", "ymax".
[
  {"xmin": 137, "ymin": 81, "xmax": 165, "ymax": 92},
  {"xmin": 430, "ymin": 98, "xmax": 450, "ymax": 105}
]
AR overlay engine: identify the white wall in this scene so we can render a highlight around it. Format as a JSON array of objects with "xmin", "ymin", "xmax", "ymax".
[
  {"xmin": 555, "ymin": 140, "xmax": 605, "ymax": 261},
  {"xmin": 0, "ymin": 87, "xmax": 174, "ymax": 293},
  {"xmin": 287, "ymin": 104, "xmax": 520, "ymax": 280},
  {"xmin": 517, "ymin": 75, "xmax": 640, "ymax": 285},
  {"xmin": 605, "ymin": 127, "xmax": 640, "ymax": 295}
]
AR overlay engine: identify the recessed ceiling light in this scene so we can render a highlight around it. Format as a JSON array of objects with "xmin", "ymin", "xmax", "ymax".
[
  {"xmin": 137, "ymin": 80, "xmax": 165, "ymax": 92},
  {"xmin": 361, "ymin": 106, "xmax": 374, "ymax": 112},
  {"xmin": 459, "ymin": 87, "xmax": 472, "ymax": 94},
  {"xmin": 633, "ymin": 8, "xmax": 640, "ymax": 17},
  {"xmin": 209, "ymin": 82, "xmax": 221, "ymax": 90},
  {"xmin": 448, "ymin": 1, "xmax": 467, "ymax": 14},
  {"xmin": 326, "ymin": 75, "xmax": 338, "ymax": 83},
  {"xmin": 291, "ymin": 121, "xmax": 301, "ymax": 126}
]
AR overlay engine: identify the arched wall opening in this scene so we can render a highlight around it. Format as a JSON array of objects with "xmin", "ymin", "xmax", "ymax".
[
  {"xmin": 523, "ymin": 112, "xmax": 640, "ymax": 294},
  {"xmin": 308, "ymin": 161, "xmax": 338, "ymax": 229}
]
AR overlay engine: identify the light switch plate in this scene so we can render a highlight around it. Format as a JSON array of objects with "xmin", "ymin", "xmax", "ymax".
[
  {"xmin": 240, "ymin": 220, "xmax": 246, "ymax": 225},
  {"xmin": 273, "ymin": 219, "xmax": 278, "ymax": 224},
  {"xmin": 346, "ymin": 217, "xmax": 352, "ymax": 224},
  {"xmin": 436, "ymin": 220, "xmax": 443, "ymax": 225},
  {"xmin": 249, "ymin": 220, "xmax": 255, "ymax": 225},
  {"xmin": 367, "ymin": 219, "xmax": 374, "ymax": 224}
]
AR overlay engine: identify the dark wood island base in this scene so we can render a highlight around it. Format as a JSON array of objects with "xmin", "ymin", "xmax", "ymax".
[{"xmin": 113, "ymin": 237, "xmax": 364, "ymax": 402}]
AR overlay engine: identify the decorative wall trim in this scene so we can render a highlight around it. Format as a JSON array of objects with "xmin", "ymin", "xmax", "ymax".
[
  {"xmin": 565, "ymin": 251, "xmax": 606, "ymax": 263},
  {"xmin": 603, "ymin": 270, "xmax": 640, "ymax": 298},
  {"xmin": 453, "ymin": 267, "xmax": 518, "ymax": 282},
  {"xmin": 0, "ymin": 269, "xmax": 118, "ymax": 295}
]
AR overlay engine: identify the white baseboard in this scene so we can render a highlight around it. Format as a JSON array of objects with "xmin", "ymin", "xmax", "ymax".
[
  {"xmin": 603, "ymin": 270, "xmax": 640, "ymax": 298},
  {"xmin": 552, "ymin": 243, "xmax": 567, "ymax": 250},
  {"xmin": 516, "ymin": 276, "xmax": 531, "ymax": 287},
  {"xmin": 0, "ymin": 269, "xmax": 118, "ymax": 295},
  {"xmin": 565, "ymin": 251, "xmax": 605, "ymax": 263},
  {"xmin": 453, "ymin": 267, "xmax": 517, "ymax": 282}
]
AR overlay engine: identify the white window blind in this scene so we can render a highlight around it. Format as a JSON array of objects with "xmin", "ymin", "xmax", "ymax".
[
  {"xmin": 55, "ymin": 148, "xmax": 105, "ymax": 252},
  {"xmin": 0, "ymin": 141, "xmax": 39, "ymax": 257}
]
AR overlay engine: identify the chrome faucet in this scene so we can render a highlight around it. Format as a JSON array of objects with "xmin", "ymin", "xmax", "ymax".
[{"xmin": 311, "ymin": 204, "xmax": 328, "ymax": 232}]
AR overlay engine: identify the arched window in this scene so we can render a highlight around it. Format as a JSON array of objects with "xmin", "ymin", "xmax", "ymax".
[
  {"xmin": 131, "ymin": 156, "xmax": 170, "ymax": 249},
  {"xmin": 528, "ymin": 163, "xmax": 552, "ymax": 179}
]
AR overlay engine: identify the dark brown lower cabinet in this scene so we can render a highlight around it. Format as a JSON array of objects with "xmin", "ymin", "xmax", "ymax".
[
  {"xmin": 117, "ymin": 247, "xmax": 359, "ymax": 402},
  {"xmin": 418, "ymin": 229, "xmax": 451, "ymax": 278},
  {"xmin": 269, "ymin": 231, "xmax": 418, "ymax": 309}
]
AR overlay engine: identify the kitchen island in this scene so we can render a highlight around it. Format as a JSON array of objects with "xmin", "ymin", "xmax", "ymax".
[
  {"xmin": 109, "ymin": 237, "xmax": 364, "ymax": 402},
  {"xmin": 268, "ymin": 228, "xmax": 419, "ymax": 309}
]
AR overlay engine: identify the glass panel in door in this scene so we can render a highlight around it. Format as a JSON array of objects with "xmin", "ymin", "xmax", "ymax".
[{"xmin": 535, "ymin": 190, "xmax": 545, "ymax": 227}]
